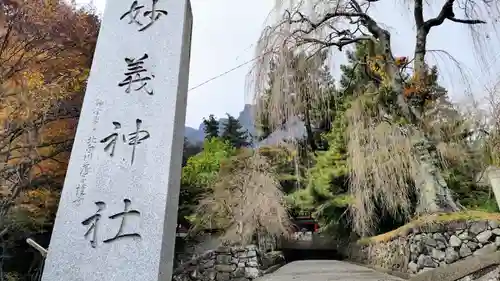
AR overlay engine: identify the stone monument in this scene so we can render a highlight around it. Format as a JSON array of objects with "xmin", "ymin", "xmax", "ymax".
[
  {"xmin": 485, "ymin": 166, "xmax": 500, "ymax": 209},
  {"xmin": 41, "ymin": 0, "xmax": 192, "ymax": 280}
]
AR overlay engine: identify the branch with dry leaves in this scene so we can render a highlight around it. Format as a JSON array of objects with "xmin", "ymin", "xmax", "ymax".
[
  {"xmin": 0, "ymin": 1, "xmax": 95, "ymax": 245},
  {"xmin": 0, "ymin": 136, "xmax": 73, "ymax": 219}
]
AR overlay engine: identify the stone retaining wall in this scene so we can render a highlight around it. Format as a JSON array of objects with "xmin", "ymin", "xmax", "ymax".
[
  {"xmin": 408, "ymin": 221, "xmax": 500, "ymax": 274},
  {"xmin": 172, "ymin": 245, "xmax": 284, "ymax": 281},
  {"xmin": 352, "ymin": 220, "xmax": 500, "ymax": 281}
]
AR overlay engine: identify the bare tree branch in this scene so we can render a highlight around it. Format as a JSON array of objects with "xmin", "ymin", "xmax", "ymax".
[
  {"xmin": 300, "ymin": 35, "xmax": 372, "ymax": 51},
  {"xmin": 414, "ymin": 0, "xmax": 486, "ymax": 97},
  {"xmin": 0, "ymin": 0, "xmax": 96, "ymax": 243},
  {"xmin": 424, "ymin": 0, "xmax": 486, "ymax": 30}
]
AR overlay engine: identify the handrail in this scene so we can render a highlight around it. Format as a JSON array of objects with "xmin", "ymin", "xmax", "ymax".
[{"xmin": 26, "ymin": 238, "xmax": 47, "ymax": 258}]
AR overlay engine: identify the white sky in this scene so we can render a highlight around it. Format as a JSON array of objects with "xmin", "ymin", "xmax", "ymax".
[{"xmin": 76, "ymin": 0, "xmax": 500, "ymax": 127}]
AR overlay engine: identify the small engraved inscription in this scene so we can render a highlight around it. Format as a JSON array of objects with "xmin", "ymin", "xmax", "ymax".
[{"xmin": 74, "ymin": 99, "xmax": 103, "ymax": 205}]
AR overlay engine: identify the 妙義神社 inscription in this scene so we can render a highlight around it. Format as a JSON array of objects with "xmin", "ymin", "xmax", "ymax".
[
  {"xmin": 40, "ymin": 1, "xmax": 193, "ymax": 281},
  {"xmin": 118, "ymin": 54, "xmax": 155, "ymax": 95},
  {"xmin": 120, "ymin": 0, "xmax": 168, "ymax": 32},
  {"xmin": 100, "ymin": 119, "xmax": 150, "ymax": 165},
  {"xmin": 82, "ymin": 199, "xmax": 141, "ymax": 248}
]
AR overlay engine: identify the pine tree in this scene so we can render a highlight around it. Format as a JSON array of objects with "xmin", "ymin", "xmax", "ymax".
[
  {"xmin": 289, "ymin": 43, "xmax": 408, "ymax": 235},
  {"xmin": 221, "ymin": 114, "xmax": 250, "ymax": 148},
  {"xmin": 202, "ymin": 114, "xmax": 219, "ymax": 140}
]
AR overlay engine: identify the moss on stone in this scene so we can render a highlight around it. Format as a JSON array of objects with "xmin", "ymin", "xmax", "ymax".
[{"xmin": 358, "ymin": 211, "xmax": 500, "ymax": 245}]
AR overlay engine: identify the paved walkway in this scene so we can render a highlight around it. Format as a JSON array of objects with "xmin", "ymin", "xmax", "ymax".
[{"xmin": 257, "ymin": 260, "xmax": 405, "ymax": 281}]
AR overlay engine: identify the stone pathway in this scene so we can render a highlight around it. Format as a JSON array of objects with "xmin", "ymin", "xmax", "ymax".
[{"xmin": 257, "ymin": 260, "xmax": 405, "ymax": 281}]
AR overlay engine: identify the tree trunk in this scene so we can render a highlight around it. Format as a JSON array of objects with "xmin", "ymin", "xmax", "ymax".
[
  {"xmin": 411, "ymin": 29, "xmax": 462, "ymax": 214},
  {"xmin": 413, "ymin": 138, "xmax": 461, "ymax": 214},
  {"xmin": 414, "ymin": 27, "xmax": 429, "ymax": 84},
  {"xmin": 304, "ymin": 108, "xmax": 317, "ymax": 151},
  {"xmin": 384, "ymin": 40, "xmax": 460, "ymax": 214},
  {"xmin": 303, "ymin": 93, "xmax": 318, "ymax": 151},
  {"xmin": 364, "ymin": 18, "xmax": 461, "ymax": 214}
]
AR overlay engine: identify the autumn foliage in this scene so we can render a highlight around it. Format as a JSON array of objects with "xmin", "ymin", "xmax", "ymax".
[{"xmin": 0, "ymin": 0, "xmax": 99, "ymax": 277}]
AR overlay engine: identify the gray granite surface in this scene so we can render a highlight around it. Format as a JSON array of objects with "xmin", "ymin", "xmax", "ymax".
[{"xmin": 41, "ymin": 0, "xmax": 193, "ymax": 280}]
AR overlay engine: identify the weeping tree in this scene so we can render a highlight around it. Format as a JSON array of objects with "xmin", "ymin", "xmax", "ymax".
[
  {"xmin": 253, "ymin": 49, "xmax": 338, "ymax": 151},
  {"xmin": 250, "ymin": 0, "xmax": 497, "ymax": 235},
  {"xmin": 469, "ymin": 89, "xmax": 500, "ymax": 211},
  {"xmin": 191, "ymin": 149, "xmax": 292, "ymax": 244}
]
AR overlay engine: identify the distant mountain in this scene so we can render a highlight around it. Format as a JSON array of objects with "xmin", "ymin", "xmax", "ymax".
[
  {"xmin": 184, "ymin": 104, "xmax": 306, "ymax": 146},
  {"xmin": 184, "ymin": 126, "xmax": 204, "ymax": 144},
  {"xmin": 184, "ymin": 104, "xmax": 256, "ymax": 144}
]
